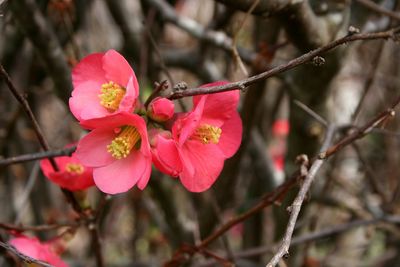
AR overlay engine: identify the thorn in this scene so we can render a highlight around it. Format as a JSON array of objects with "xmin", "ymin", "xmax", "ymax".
[{"xmin": 348, "ymin": 25, "xmax": 360, "ymax": 35}]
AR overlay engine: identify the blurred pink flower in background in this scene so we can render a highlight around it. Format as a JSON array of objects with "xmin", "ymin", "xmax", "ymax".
[
  {"xmin": 147, "ymin": 97, "xmax": 175, "ymax": 122},
  {"xmin": 75, "ymin": 112, "xmax": 152, "ymax": 194},
  {"xmin": 69, "ymin": 49, "xmax": 139, "ymax": 122},
  {"xmin": 9, "ymin": 236, "xmax": 68, "ymax": 267},
  {"xmin": 172, "ymin": 81, "xmax": 242, "ymax": 192},
  {"xmin": 40, "ymin": 145, "xmax": 94, "ymax": 191}
]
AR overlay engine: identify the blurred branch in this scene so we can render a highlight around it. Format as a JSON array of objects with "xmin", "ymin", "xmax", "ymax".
[
  {"xmin": 168, "ymin": 26, "xmax": 400, "ymax": 99},
  {"xmin": 0, "ymin": 146, "xmax": 76, "ymax": 167},
  {"xmin": 355, "ymin": 0, "xmax": 400, "ymax": 22},
  {"xmin": 197, "ymin": 214, "xmax": 400, "ymax": 266},
  {"xmin": 143, "ymin": 0, "xmax": 255, "ymax": 63},
  {"xmin": 8, "ymin": 0, "xmax": 72, "ymax": 103},
  {"xmin": 0, "ymin": 222, "xmax": 79, "ymax": 232},
  {"xmin": 217, "ymin": 0, "xmax": 331, "ymax": 50}
]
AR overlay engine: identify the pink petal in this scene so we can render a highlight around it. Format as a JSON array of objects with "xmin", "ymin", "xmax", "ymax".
[
  {"xmin": 9, "ymin": 237, "xmax": 68, "ymax": 267},
  {"xmin": 151, "ymin": 135, "xmax": 182, "ymax": 177},
  {"xmin": 69, "ymin": 89, "xmax": 109, "ymax": 122},
  {"xmin": 217, "ymin": 112, "xmax": 243, "ymax": 158},
  {"xmin": 137, "ymin": 158, "xmax": 152, "ymax": 190},
  {"xmin": 102, "ymin": 50, "xmax": 135, "ymax": 87},
  {"xmin": 75, "ymin": 129, "xmax": 116, "ymax": 167},
  {"xmin": 93, "ymin": 150, "xmax": 150, "ymax": 194},
  {"xmin": 72, "ymin": 52, "xmax": 106, "ymax": 88},
  {"xmin": 118, "ymin": 76, "xmax": 138, "ymax": 113},
  {"xmin": 179, "ymin": 140, "xmax": 225, "ymax": 192},
  {"xmin": 194, "ymin": 90, "xmax": 240, "ymax": 126},
  {"xmin": 172, "ymin": 97, "xmax": 205, "ymax": 145}
]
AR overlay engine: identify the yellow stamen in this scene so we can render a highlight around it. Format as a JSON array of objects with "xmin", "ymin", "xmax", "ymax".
[
  {"xmin": 193, "ymin": 124, "xmax": 222, "ymax": 144},
  {"xmin": 107, "ymin": 126, "xmax": 141, "ymax": 159},
  {"xmin": 98, "ymin": 81, "xmax": 126, "ymax": 111},
  {"xmin": 65, "ymin": 163, "xmax": 84, "ymax": 174}
]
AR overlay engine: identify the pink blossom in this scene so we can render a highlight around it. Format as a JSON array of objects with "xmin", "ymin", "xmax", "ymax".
[
  {"xmin": 40, "ymin": 145, "xmax": 94, "ymax": 191},
  {"xmin": 172, "ymin": 81, "xmax": 242, "ymax": 192},
  {"xmin": 75, "ymin": 112, "xmax": 152, "ymax": 194},
  {"xmin": 69, "ymin": 50, "xmax": 139, "ymax": 122},
  {"xmin": 149, "ymin": 129, "xmax": 182, "ymax": 177},
  {"xmin": 147, "ymin": 97, "xmax": 175, "ymax": 122},
  {"xmin": 9, "ymin": 236, "xmax": 68, "ymax": 267}
]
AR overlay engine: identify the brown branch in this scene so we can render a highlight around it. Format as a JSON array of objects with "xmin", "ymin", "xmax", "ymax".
[
  {"xmin": 0, "ymin": 222, "xmax": 79, "ymax": 233},
  {"xmin": 266, "ymin": 124, "xmax": 336, "ymax": 267},
  {"xmin": 8, "ymin": 0, "xmax": 72, "ymax": 103},
  {"xmin": 0, "ymin": 146, "xmax": 76, "ymax": 167},
  {"xmin": 168, "ymin": 27, "xmax": 400, "ymax": 100},
  {"xmin": 355, "ymin": 0, "xmax": 400, "ymax": 22}
]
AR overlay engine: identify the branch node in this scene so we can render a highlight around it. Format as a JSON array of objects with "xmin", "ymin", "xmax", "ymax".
[
  {"xmin": 348, "ymin": 25, "xmax": 360, "ymax": 35},
  {"xmin": 312, "ymin": 56, "xmax": 325, "ymax": 66}
]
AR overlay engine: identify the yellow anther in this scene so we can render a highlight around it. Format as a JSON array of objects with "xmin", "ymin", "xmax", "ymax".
[
  {"xmin": 65, "ymin": 163, "xmax": 84, "ymax": 174},
  {"xmin": 107, "ymin": 126, "xmax": 141, "ymax": 159},
  {"xmin": 98, "ymin": 81, "xmax": 126, "ymax": 111},
  {"xmin": 193, "ymin": 124, "xmax": 222, "ymax": 144}
]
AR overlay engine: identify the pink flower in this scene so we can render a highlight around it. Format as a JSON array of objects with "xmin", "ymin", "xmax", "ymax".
[
  {"xmin": 9, "ymin": 236, "xmax": 68, "ymax": 267},
  {"xmin": 172, "ymin": 81, "xmax": 242, "ymax": 192},
  {"xmin": 40, "ymin": 145, "xmax": 94, "ymax": 191},
  {"xmin": 149, "ymin": 129, "xmax": 182, "ymax": 177},
  {"xmin": 69, "ymin": 50, "xmax": 139, "ymax": 122},
  {"xmin": 147, "ymin": 97, "xmax": 175, "ymax": 122},
  {"xmin": 75, "ymin": 112, "xmax": 152, "ymax": 194}
]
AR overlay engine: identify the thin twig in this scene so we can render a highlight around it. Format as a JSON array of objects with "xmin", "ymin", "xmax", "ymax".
[
  {"xmin": 265, "ymin": 124, "xmax": 336, "ymax": 267},
  {"xmin": 0, "ymin": 146, "xmax": 76, "ymax": 167},
  {"xmin": 0, "ymin": 222, "xmax": 79, "ymax": 232},
  {"xmin": 168, "ymin": 27, "xmax": 400, "ymax": 99},
  {"xmin": 294, "ymin": 100, "xmax": 328, "ymax": 127}
]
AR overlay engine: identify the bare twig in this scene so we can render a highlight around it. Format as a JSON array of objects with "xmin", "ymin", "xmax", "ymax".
[
  {"xmin": 294, "ymin": 100, "xmax": 328, "ymax": 127},
  {"xmin": 266, "ymin": 124, "xmax": 336, "ymax": 267},
  {"xmin": 0, "ymin": 222, "xmax": 79, "ymax": 232},
  {"xmin": 0, "ymin": 146, "xmax": 76, "ymax": 167},
  {"xmin": 168, "ymin": 27, "xmax": 400, "ymax": 99}
]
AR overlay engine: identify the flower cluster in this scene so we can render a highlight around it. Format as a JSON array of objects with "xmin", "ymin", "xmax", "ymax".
[{"xmin": 66, "ymin": 50, "xmax": 242, "ymax": 194}]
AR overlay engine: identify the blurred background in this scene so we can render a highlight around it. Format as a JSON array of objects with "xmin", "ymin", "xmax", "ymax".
[{"xmin": 1, "ymin": 0, "xmax": 400, "ymax": 266}]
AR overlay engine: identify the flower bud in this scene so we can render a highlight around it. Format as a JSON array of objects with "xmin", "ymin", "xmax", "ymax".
[{"xmin": 147, "ymin": 97, "xmax": 174, "ymax": 122}]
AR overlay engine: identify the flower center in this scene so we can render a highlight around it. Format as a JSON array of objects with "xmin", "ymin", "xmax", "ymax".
[
  {"xmin": 99, "ymin": 81, "xmax": 126, "ymax": 112},
  {"xmin": 193, "ymin": 124, "xmax": 222, "ymax": 144},
  {"xmin": 65, "ymin": 163, "xmax": 84, "ymax": 174},
  {"xmin": 107, "ymin": 126, "xmax": 141, "ymax": 159}
]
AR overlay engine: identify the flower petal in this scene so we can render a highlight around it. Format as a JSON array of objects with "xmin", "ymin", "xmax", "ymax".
[
  {"xmin": 217, "ymin": 112, "xmax": 242, "ymax": 158},
  {"xmin": 102, "ymin": 50, "xmax": 135, "ymax": 87},
  {"xmin": 151, "ymin": 135, "xmax": 182, "ymax": 177},
  {"xmin": 75, "ymin": 129, "xmax": 116, "ymax": 167},
  {"xmin": 118, "ymin": 76, "xmax": 138, "ymax": 113},
  {"xmin": 72, "ymin": 52, "xmax": 106, "ymax": 88},
  {"xmin": 172, "ymin": 97, "xmax": 205, "ymax": 145},
  {"xmin": 194, "ymin": 90, "xmax": 240, "ymax": 126},
  {"xmin": 93, "ymin": 150, "xmax": 150, "ymax": 194},
  {"xmin": 179, "ymin": 140, "xmax": 225, "ymax": 192}
]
